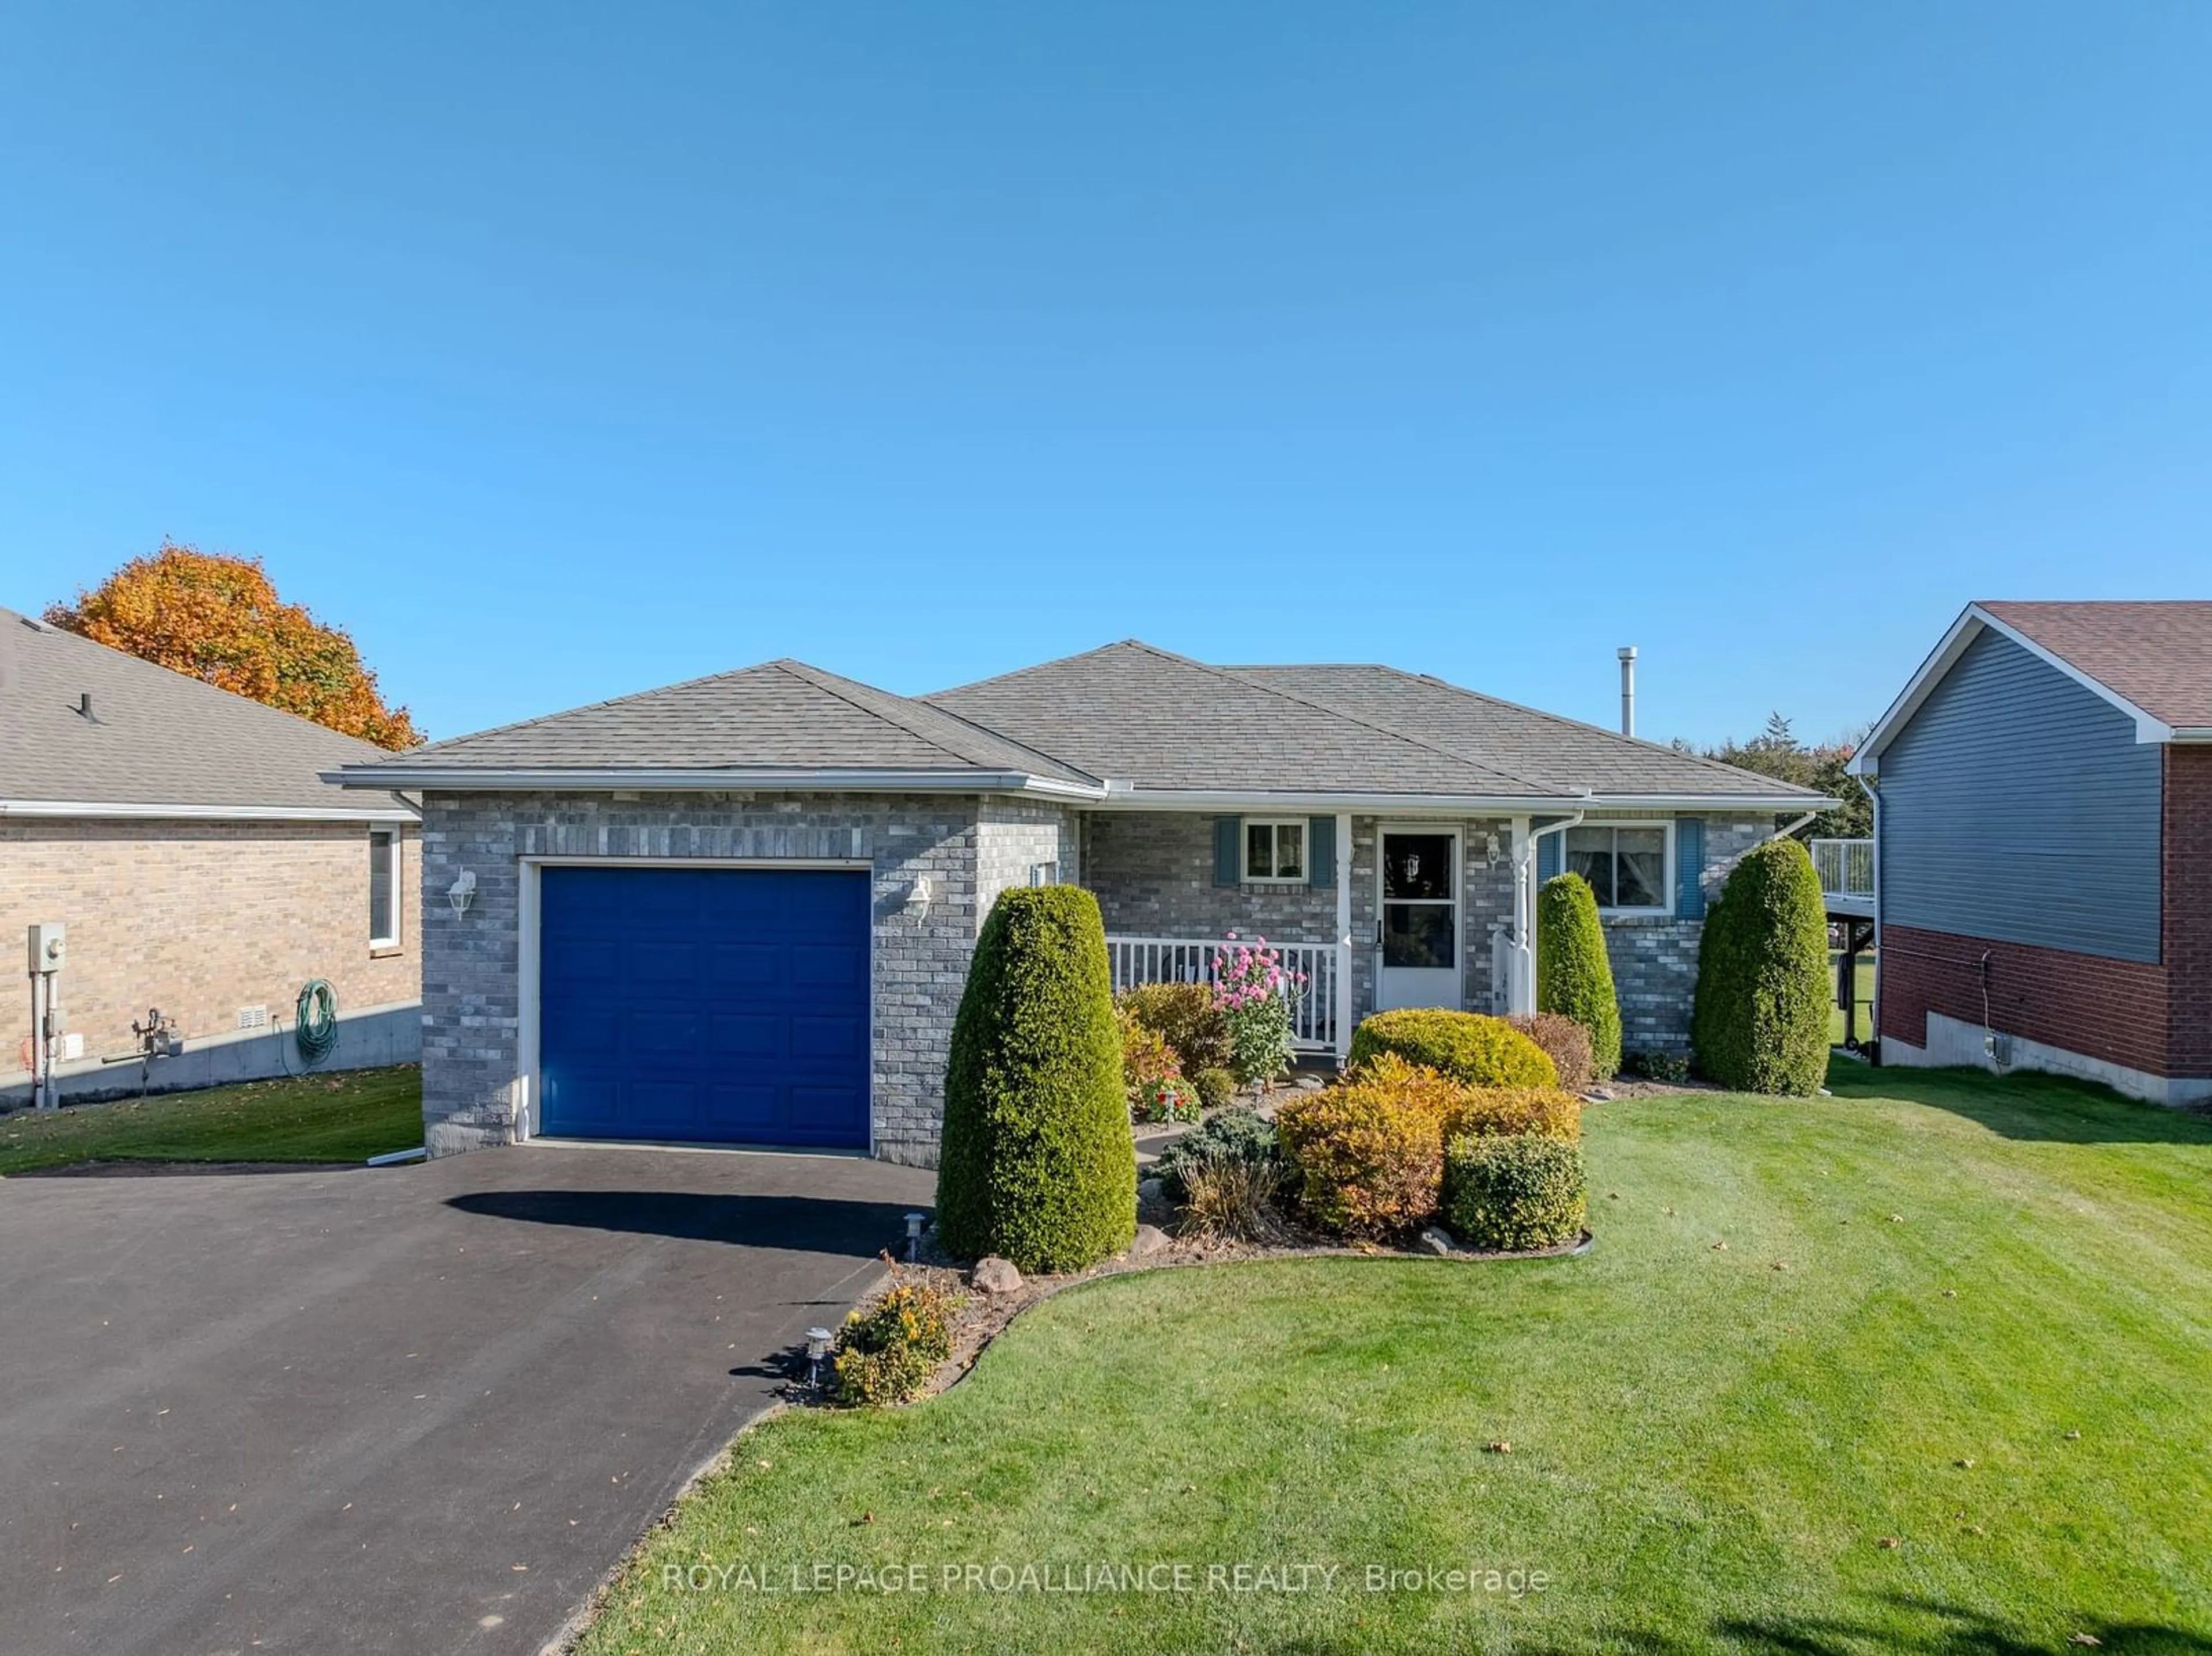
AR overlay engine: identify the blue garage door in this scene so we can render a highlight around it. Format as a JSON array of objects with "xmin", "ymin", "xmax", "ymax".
[{"xmin": 538, "ymin": 866, "xmax": 870, "ymax": 1149}]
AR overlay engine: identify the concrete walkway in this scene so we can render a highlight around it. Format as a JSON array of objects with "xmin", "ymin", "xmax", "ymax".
[{"xmin": 0, "ymin": 1143, "xmax": 935, "ymax": 1656}]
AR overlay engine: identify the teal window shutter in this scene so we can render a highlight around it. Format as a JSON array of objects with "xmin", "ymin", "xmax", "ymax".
[
  {"xmin": 1214, "ymin": 817, "xmax": 1241, "ymax": 887},
  {"xmin": 1308, "ymin": 816, "xmax": 1335, "ymax": 888},
  {"xmin": 1676, "ymin": 818, "xmax": 1706, "ymax": 918},
  {"xmin": 1537, "ymin": 830, "xmax": 1562, "ymax": 885}
]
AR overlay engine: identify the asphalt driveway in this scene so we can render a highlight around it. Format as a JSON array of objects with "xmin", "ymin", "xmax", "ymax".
[{"xmin": 0, "ymin": 1143, "xmax": 936, "ymax": 1656}]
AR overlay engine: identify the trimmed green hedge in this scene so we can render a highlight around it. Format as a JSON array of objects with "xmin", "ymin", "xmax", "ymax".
[
  {"xmin": 1443, "ymin": 1132, "xmax": 1587, "ymax": 1252},
  {"xmin": 935, "ymin": 886, "xmax": 1136, "ymax": 1272},
  {"xmin": 1536, "ymin": 873, "xmax": 1622, "ymax": 1081},
  {"xmin": 1690, "ymin": 839, "xmax": 1832, "ymax": 1096},
  {"xmin": 1347, "ymin": 1009, "xmax": 1558, "ymax": 1090}
]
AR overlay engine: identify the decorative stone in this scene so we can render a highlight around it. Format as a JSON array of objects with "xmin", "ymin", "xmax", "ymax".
[
  {"xmin": 1137, "ymin": 1177, "xmax": 1165, "ymax": 1203},
  {"xmin": 1583, "ymin": 1087, "xmax": 1615, "ymax": 1102},
  {"xmin": 971, "ymin": 1256, "xmax": 1023, "ymax": 1295},
  {"xmin": 1128, "ymin": 1224, "xmax": 1172, "ymax": 1260},
  {"xmin": 1416, "ymin": 1226, "xmax": 1455, "ymax": 1256},
  {"xmin": 1296, "ymin": 1074, "xmax": 1325, "ymax": 1090}
]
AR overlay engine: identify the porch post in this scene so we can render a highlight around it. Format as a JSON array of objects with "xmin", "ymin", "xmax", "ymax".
[
  {"xmin": 1334, "ymin": 810, "xmax": 1353, "ymax": 1063},
  {"xmin": 1508, "ymin": 814, "xmax": 1535, "ymax": 1015}
]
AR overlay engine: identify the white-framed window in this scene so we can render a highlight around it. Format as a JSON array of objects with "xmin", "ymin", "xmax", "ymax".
[
  {"xmin": 1027, "ymin": 861, "xmax": 1060, "ymax": 887},
  {"xmin": 1243, "ymin": 818, "xmax": 1308, "ymax": 884},
  {"xmin": 1565, "ymin": 822, "xmax": 1672, "ymax": 915},
  {"xmin": 369, "ymin": 829, "xmax": 400, "ymax": 948}
]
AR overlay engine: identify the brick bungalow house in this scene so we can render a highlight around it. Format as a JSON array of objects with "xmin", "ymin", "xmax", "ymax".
[
  {"xmin": 1, "ymin": 607, "xmax": 422, "ymax": 1101},
  {"xmin": 332, "ymin": 641, "xmax": 1827, "ymax": 1162},
  {"xmin": 1851, "ymin": 601, "xmax": 2211, "ymax": 1104}
]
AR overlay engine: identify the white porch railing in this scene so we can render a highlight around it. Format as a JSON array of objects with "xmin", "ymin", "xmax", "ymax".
[
  {"xmin": 1105, "ymin": 935, "xmax": 1344, "ymax": 1056},
  {"xmin": 1810, "ymin": 837, "xmax": 1874, "ymax": 900}
]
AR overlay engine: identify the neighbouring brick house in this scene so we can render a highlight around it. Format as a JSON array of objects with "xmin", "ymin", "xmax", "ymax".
[
  {"xmin": 1, "ymin": 607, "xmax": 422, "ymax": 1102},
  {"xmin": 1851, "ymin": 601, "xmax": 2212, "ymax": 1105},
  {"xmin": 334, "ymin": 642, "xmax": 1824, "ymax": 1163}
]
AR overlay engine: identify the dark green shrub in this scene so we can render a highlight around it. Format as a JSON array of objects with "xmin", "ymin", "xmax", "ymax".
[
  {"xmin": 1118, "ymin": 982, "xmax": 1232, "ymax": 1074},
  {"xmin": 1537, "ymin": 873, "xmax": 1622, "ymax": 1080},
  {"xmin": 832, "ymin": 1277, "xmax": 963, "ymax": 1407},
  {"xmin": 1628, "ymin": 1048, "xmax": 1690, "ymax": 1084},
  {"xmin": 936, "ymin": 886, "xmax": 1137, "ymax": 1272},
  {"xmin": 1690, "ymin": 840, "xmax": 1831, "ymax": 1096},
  {"xmin": 1347, "ymin": 1009, "xmax": 1558, "ymax": 1090},
  {"xmin": 1151, "ymin": 1105, "xmax": 1279, "ymax": 1203},
  {"xmin": 1192, "ymin": 1066, "xmax": 1237, "ymax": 1113},
  {"xmin": 1443, "ymin": 1134, "xmax": 1587, "ymax": 1252},
  {"xmin": 1506, "ymin": 1012, "xmax": 1595, "ymax": 1093}
]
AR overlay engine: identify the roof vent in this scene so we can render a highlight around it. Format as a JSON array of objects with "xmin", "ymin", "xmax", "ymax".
[
  {"xmin": 77, "ymin": 692, "xmax": 94, "ymax": 719},
  {"xmin": 1616, "ymin": 646, "xmax": 1637, "ymax": 737}
]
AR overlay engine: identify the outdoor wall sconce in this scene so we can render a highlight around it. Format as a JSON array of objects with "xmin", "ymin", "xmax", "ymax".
[
  {"xmin": 1483, "ymin": 832, "xmax": 1502, "ymax": 869},
  {"xmin": 446, "ymin": 867, "xmax": 477, "ymax": 918},
  {"xmin": 903, "ymin": 876, "xmax": 933, "ymax": 922}
]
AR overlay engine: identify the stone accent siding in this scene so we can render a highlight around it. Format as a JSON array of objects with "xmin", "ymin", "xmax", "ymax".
[
  {"xmin": 1597, "ymin": 814, "xmax": 1771, "ymax": 1054},
  {"xmin": 416, "ymin": 792, "xmax": 1077, "ymax": 1167},
  {"xmin": 976, "ymin": 800, "xmax": 1077, "ymax": 921},
  {"xmin": 1, "ymin": 817, "xmax": 419, "ymax": 1062}
]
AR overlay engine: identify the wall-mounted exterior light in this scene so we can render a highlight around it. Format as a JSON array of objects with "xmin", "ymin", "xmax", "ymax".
[{"xmin": 447, "ymin": 868, "xmax": 478, "ymax": 918}]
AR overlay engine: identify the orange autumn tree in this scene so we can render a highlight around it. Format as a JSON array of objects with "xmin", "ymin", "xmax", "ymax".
[{"xmin": 47, "ymin": 544, "xmax": 423, "ymax": 749}]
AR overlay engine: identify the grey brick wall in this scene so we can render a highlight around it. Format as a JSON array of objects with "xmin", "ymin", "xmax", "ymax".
[
  {"xmin": 416, "ymin": 791, "xmax": 997, "ymax": 1166},
  {"xmin": 1599, "ymin": 814, "xmax": 1774, "ymax": 1053}
]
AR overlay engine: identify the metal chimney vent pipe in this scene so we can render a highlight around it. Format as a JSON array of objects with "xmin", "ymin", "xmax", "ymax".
[{"xmin": 1616, "ymin": 646, "xmax": 1637, "ymax": 737}]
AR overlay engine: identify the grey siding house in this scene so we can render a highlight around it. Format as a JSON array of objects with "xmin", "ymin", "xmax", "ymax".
[
  {"xmin": 334, "ymin": 642, "xmax": 1825, "ymax": 1163},
  {"xmin": 1853, "ymin": 601, "xmax": 2212, "ymax": 1104}
]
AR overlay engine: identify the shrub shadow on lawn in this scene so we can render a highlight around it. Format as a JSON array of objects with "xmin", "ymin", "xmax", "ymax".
[
  {"xmin": 445, "ymin": 1188, "xmax": 916, "ymax": 1256},
  {"xmin": 1827, "ymin": 1059, "xmax": 2212, "ymax": 1147},
  {"xmin": 1397, "ymin": 1596, "xmax": 2212, "ymax": 1656}
]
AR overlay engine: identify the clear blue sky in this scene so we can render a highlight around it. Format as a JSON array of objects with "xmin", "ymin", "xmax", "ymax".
[{"xmin": 3, "ymin": 3, "xmax": 2206, "ymax": 748}]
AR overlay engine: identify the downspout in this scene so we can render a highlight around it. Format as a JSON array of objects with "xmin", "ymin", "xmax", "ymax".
[
  {"xmin": 1766, "ymin": 810, "xmax": 1819, "ymax": 843},
  {"xmin": 1857, "ymin": 772, "xmax": 1881, "ymax": 1062}
]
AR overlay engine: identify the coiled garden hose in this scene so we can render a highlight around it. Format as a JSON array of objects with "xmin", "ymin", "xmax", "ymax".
[{"xmin": 295, "ymin": 978, "xmax": 340, "ymax": 1066}]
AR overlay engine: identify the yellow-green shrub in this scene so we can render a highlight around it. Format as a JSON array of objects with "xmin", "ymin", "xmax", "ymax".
[
  {"xmin": 1275, "ymin": 1053, "xmax": 1463, "ymax": 1239},
  {"xmin": 832, "ymin": 1278, "xmax": 964, "ymax": 1407},
  {"xmin": 1444, "ymin": 1086, "xmax": 1584, "ymax": 1145},
  {"xmin": 1443, "ymin": 1134, "xmax": 1587, "ymax": 1252},
  {"xmin": 1347, "ymin": 1009, "xmax": 1558, "ymax": 1090}
]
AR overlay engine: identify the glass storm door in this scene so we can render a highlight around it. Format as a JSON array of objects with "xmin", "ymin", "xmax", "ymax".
[{"xmin": 1376, "ymin": 829, "xmax": 1460, "ymax": 1011}]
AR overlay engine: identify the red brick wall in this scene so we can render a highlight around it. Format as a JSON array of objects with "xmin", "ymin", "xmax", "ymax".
[
  {"xmin": 1879, "ymin": 922, "xmax": 2172, "ymax": 1077},
  {"xmin": 2166, "ymin": 746, "xmax": 2212, "ymax": 1078}
]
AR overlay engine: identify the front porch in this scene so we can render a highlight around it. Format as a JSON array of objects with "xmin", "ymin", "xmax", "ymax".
[{"xmin": 1082, "ymin": 809, "xmax": 1530, "ymax": 1065}]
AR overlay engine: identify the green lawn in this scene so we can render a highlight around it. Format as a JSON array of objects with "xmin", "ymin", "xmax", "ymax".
[
  {"xmin": 0, "ymin": 1064, "xmax": 422, "ymax": 1175},
  {"xmin": 578, "ymin": 1062, "xmax": 2212, "ymax": 1656}
]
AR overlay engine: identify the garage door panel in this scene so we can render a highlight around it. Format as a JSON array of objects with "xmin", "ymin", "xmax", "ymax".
[
  {"xmin": 704, "ymin": 942, "xmax": 782, "ymax": 988},
  {"xmin": 708, "ymin": 1013, "xmax": 781, "ymax": 1058},
  {"xmin": 539, "ymin": 866, "xmax": 870, "ymax": 1149},
  {"xmin": 789, "ymin": 1013, "xmax": 866, "ymax": 1062},
  {"xmin": 790, "ymin": 942, "xmax": 867, "ymax": 988}
]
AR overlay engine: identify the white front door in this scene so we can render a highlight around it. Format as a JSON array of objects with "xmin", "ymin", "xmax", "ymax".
[{"xmin": 1376, "ymin": 828, "xmax": 1460, "ymax": 1011}]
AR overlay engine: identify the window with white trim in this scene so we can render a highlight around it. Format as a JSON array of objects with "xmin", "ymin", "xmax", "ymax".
[
  {"xmin": 1242, "ymin": 819, "xmax": 1308, "ymax": 884},
  {"xmin": 369, "ymin": 829, "xmax": 399, "ymax": 947},
  {"xmin": 1565, "ymin": 823, "xmax": 1671, "ymax": 915}
]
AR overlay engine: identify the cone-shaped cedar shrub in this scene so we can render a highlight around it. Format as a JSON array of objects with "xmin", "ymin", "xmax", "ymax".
[
  {"xmin": 1346, "ymin": 1009, "xmax": 1558, "ymax": 1090},
  {"xmin": 935, "ymin": 886, "xmax": 1136, "ymax": 1272},
  {"xmin": 1536, "ymin": 873, "xmax": 1622, "ymax": 1081},
  {"xmin": 1691, "ymin": 839, "xmax": 1832, "ymax": 1096}
]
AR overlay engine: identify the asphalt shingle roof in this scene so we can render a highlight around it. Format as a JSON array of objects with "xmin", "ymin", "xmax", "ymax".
[
  {"xmin": 0, "ymin": 606, "xmax": 410, "ymax": 815},
  {"xmin": 338, "ymin": 638, "xmax": 1821, "ymax": 804},
  {"xmin": 1978, "ymin": 601, "xmax": 2212, "ymax": 730},
  {"xmin": 929, "ymin": 642, "xmax": 1819, "ymax": 801},
  {"xmin": 1226, "ymin": 662, "xmax": 1815, "ymax": 798},
  {"xmin": 369, "ymin": 658, "xmax": 1099, "ymax": 783}
]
